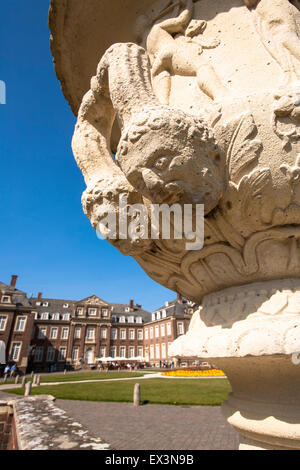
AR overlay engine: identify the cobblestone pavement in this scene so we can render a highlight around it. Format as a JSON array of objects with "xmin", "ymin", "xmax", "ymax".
[{"xmin": 56, "ymin": 400, "xmax": 239, "ymax": 450}]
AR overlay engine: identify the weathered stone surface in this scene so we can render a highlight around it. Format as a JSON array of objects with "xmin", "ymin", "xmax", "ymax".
[{"xmin": 12, "ymin": 396, "xmax": 110, "ymax": 451}]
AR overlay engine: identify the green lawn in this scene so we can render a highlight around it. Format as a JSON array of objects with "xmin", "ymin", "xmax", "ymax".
[{"xmin": 5, "ymin": 378, "xmax": 232, "ymax": 406}]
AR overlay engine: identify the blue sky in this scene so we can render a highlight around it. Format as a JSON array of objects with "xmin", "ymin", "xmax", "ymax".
[{"xmin": 0, "ymin": 0, "xmax": 173, "ymax": 311}]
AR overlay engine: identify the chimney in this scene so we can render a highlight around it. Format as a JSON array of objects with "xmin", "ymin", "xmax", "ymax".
[
  {"xmin": 37, "ymin": 292, "xmax": 43, "ymax": 300},
  {"xmin": 10, "ymin": 275, "xmax": 18, "ymax": 289},
  {"xmin": 129, "ymin": 299, "xmax": 134, "ymax": 310}
]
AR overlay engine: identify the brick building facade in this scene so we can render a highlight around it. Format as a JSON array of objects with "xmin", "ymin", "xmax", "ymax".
[{"xmin": 0, "ymin": 276, "xmax": 195, "ymax": 374}]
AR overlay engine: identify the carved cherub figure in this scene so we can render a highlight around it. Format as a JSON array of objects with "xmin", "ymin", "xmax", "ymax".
[
  {"xmin": 145, "ymin": 0, "xmax": 230, "ymax": 104},
  {"xmin": 245, "ymin": 0, "xmax": 300, "ymax": 83},
  {"xmin": 72, "ymin": 42, "xmax": 224, "ymax": 240},
  {"xmin": 117, "ymin": 105, "xmax": 223, "ymax": 212}
]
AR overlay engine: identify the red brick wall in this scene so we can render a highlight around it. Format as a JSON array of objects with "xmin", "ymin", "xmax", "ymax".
[{"xmin": 0, "ymin": 409, "xmax": 18, "ymax": 450}]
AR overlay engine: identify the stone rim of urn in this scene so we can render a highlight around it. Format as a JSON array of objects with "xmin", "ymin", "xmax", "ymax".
[{"xmin": 49, "ymin": 0, "xmax": 300, "ymax": 450}]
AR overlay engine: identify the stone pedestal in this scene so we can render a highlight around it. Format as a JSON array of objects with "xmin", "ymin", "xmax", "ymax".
[
  {"xmin": 215, "ymin": 355, "xmax": 300, "ymax": 450},
  {"xmin": 170, "ymin": 279, "xmax": 300, "ymax": 450}
]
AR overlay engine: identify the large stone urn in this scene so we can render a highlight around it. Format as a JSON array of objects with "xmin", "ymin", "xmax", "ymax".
[{"xmin": 49, "ymin": 0, "xmax": 300, "ymax": 449}]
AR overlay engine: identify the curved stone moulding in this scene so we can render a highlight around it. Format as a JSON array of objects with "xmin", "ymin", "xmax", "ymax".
[{"xmin": 169, "ymin": 278, "xmax": 300, "ymax": 359}]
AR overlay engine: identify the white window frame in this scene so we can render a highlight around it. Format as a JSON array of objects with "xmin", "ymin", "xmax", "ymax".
[
  {"xmin": 137, "ymin": 329, "xmax": 143, "ymax": 340},
  {"xmin": 15, "ymin": 316, "xmax": 27, "ymax": 332},
  {"xmin": 52, "ymin": 313, "xmax": 60, "ymax": 321},
  {"xmin": 120, "ymin": 329, "xmax": 126, "ymax": 340},
  {"xmin": 74, "ymin": 327, "xmax": 81, "ymax": 339},
  {"xmin": 88, "ymin": 308, "xmax": 97, "ymax": 316},
  {"xmin": 99, "ymin": 346, "xmax": 106, "ymax": 358},
  {"xmin": 1, "ymin": 296, "xmax": 10, "ymax": 304},
  {"xmin": 9, "ymin": 342, "xmax": 21, "ymax": 362},
  {"xmin": 111, "ymin": 328, "xmax": 117, "ymax": 340},
  {"xmin": 38, "ymin": 328, "xmax": 47, "ymax": 339},
  {"xmin": 0, "ymin": 316, "xmax": 8, "ymax": 331},
  {"xmin": 41, "ymin": 312, "xmax": 49, "ymax": 320},
  {"xmin": 62, "ymin": 313, "xmax": 70, "ymax": 321},
  {"xmin": 87, "ymin": 327, "xmax": 95, "ymax": 340},
  {"xmin": 129, "ymin": 329, "xmax": 135, "ymax": 340},
  {"xmin": 145, "ymin": 328, "xmax": 149, "ymax": 340},
  {"xmin": 100, "ymin": 328, "xmax": 107, "ymax": 339},
  {"xmin": 50, "ymin": 327, "xmax": 58, "ymax": 339},
  {"xmin": 61, "ymin": 327, "xmax": 69, "ymax": 340},
  {"xmin": 72, "ymin": 347, "xmax": 79, "ymax": 361},
  {"xmin": 161, "ymin": 324, "xmax": 165, "ymax": 337},
  {"xmin": 129, "ymin": 347, "xmax": 135, "ymax": 358},
  {"xmin": 120, "ymin": 346, "xmax": 126, "ymax": 358}
]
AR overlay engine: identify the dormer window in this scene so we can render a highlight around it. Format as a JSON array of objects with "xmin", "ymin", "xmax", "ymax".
[
  {"xmin": 125, "ymin": 307, "xmax": 130, "ymax": 313},
  {"xmin": 63, "ymin": 303, "xmax": 69, "ymax": 308},
  {"xmin": 41, "ymin": 312, "xmax": 49, "ymax": 320},
  {"xmin": 52, "ymin": 313, "xmax": 60, "ymax": 321},
  {"xmin": 136, "ymin": 316, "xmax": 143, "ymax": 324},
  {"xmin": 42, "ymin": 302, "xmax": 49, "ymax": 307},
  {"xmin": 1, "ymin": 296, "xmax": 10, "ymax": 304},
  {"xmin": 128, "ymin": 316, "xmax": 134, "ymax": 323},
  {"xmin": 62, "ymin": 313, "xmax": 70, "ymax": 321},
  {"xmin": 152, "ymin": 313, "xmax": 156, "ymax": 321},
  {"xmin": 120, "ymin": 316, "xmax": 126, "ymax": 323}
]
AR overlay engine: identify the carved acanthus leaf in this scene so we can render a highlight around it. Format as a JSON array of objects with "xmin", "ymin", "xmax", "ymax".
[{"xmin": 227, "ymin": 113, "xmax": 262, "ymax": 184}]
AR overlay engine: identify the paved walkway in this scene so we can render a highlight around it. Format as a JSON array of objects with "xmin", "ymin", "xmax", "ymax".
[{"xmin": 55, "ymin": 400, "xmax": 239, "ymax": 450}]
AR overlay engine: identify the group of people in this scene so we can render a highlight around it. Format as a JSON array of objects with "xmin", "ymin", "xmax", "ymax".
[{"xmin": 3, "ymin": 364, "xmax": 17, "ymax": 377}]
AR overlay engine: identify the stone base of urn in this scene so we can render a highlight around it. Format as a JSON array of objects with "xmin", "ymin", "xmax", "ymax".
[{"xmin": 169, "ymin": 279, "xmax": 300, "ymax": 450}]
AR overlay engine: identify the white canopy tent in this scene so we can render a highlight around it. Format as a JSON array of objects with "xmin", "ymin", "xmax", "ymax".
[{"xmin": 0, "ymin": 342, "xmax": 5, "ymax": 364}]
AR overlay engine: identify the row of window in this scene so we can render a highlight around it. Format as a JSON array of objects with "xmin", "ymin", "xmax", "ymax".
[
  {"xmin": 147, "ymin": 343, "xmax": 173, "ymax": 360},
  {"xmin": 36, "ymin": 326, "xmax": 144, "ymax": 341},
  {"xmin": 37, "ymin": 301, "xmax": 70, "ymax": 308},
  {"xmin": 34, "ymin": 346, "xmax": 67, "ymax": 362},
  {"xmin": 33, "ymin": 345, "xmax": 145, "ymax": 363},
  {"xmin": 35, "ymin": 312, "xmax": 71, "ymax": 321},
  {"xmin": 110, "ymin": 328, "xmax": 143, "ymax": 340},
  {"xmin": 144, "ymin": 322, "xmax": 184, "ymax": 339}
]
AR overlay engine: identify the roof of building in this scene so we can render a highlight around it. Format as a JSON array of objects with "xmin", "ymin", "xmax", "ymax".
[{"xmin": 0, "ymin": 282, "xmax": 32, "ymax": 308}]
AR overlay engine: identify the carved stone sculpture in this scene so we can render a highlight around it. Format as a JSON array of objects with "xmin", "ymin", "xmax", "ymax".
[{"xmin": 50, "ymin": 0, "xmax": 300, "ymax": 449}]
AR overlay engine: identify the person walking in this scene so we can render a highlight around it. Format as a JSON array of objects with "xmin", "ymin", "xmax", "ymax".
[{"xmin": 4, "ymin": 365, "xmax": 10, "ymax": 377}]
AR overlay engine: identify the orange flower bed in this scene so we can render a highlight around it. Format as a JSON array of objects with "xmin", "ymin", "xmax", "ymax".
[{"xmin": 162, "ymin": 369, "xmax": 225, "ymax": 377}]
